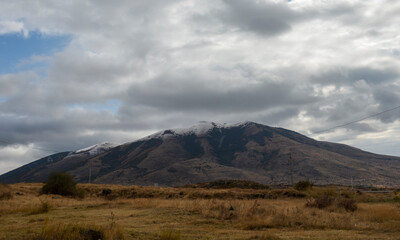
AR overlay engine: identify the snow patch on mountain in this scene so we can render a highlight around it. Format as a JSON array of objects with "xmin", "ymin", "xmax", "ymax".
[
  {"xmin": 173, "ymin": 121, "xmax": 222, "ymax": 136},
  {"xmin": 72, "ymin": 122, "xmax": 255, "ymax": 150},
  {"xmin": 74, "ymin": 142, "xmax": 118, "ymax": 155},
  {"xmin": 138, "ymin": 121, "xmax": 255, "ymax": 141}
]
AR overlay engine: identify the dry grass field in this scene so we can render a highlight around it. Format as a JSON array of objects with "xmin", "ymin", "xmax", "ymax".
[{"xmin": 1, "ymin": 182, "xmax": 400, "ymax": 240}]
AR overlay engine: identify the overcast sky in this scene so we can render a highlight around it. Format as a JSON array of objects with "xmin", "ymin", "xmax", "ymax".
[{"xmin": 1, "ymin": 0, "xmax": 400, "ymax": 174}]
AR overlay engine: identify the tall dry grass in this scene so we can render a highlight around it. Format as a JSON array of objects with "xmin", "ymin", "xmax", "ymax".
[
  {"xmin": 159, "ymin": 229, "xmax": 182, "ymax": 240},
  {"xmin": 118, "ymin": 198, "xmax": 358, "ymax": 230},
  {"xmin": 28, "ymin": 222, "xmax": 124, "ymax": 240},
  {"xmin": 2, "ymin": 183, "xmax": 400, "ymax": 239},
  {"xmin": 359, "ymin": 204, "xmax": 400, "ymax": 222},
  {"xmin": 121, "ymin": 198, "xmax": 400, "ymax": 232},
  {"xmin": 0, "ymin": 184, "xmax": 12, "ymax": 200},
  {"xmin": 247, "ymin": 231, "xmax": 281, "ymax": 240}
]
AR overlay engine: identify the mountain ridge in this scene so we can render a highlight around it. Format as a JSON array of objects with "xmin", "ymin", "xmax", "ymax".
[{"xmin": 1, "ymin": 121, "xmax": 400, "ymax": 186}]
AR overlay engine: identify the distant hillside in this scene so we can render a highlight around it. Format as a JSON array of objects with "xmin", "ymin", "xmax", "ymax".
[{"xmin": 1, "ymin": 121, "xmax": 400, "ymax": 186}]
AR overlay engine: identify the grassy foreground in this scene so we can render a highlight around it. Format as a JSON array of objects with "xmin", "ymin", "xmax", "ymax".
[{"xmin": 1, "ymin": 183, "xmax": 400, "ymax": 240}]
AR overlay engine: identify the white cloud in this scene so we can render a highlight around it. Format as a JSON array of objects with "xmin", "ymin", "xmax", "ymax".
[
  {"xmin": 0, "ymin": 20, "xmax": 28, "ymax": 36},
  {"xmin": 0, "ymin": 144, "xmax": 45, "ymax": 174}
]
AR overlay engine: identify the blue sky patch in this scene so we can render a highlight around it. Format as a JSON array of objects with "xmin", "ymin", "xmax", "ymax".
[{"xmin": 0, "ymin": 31, "xmax": 71, "ymax": 74}]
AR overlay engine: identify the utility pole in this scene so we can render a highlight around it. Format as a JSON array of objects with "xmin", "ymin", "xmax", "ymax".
[
  {"xmin": 351, "ymin": 177, "xmax": 354, "ymax": 190},
  {"xmin": 289, "ymin": 153, "xmax": 294, "ymax": 186},
  {"xmin": 88, "ymin": 158, "xmax": 92, "ymax": 184}
]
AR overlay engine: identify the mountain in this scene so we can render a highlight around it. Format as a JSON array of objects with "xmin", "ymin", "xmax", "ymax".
[{"xmin": 1, "ymin": 121, "xmax": 400, "ymax": 186}]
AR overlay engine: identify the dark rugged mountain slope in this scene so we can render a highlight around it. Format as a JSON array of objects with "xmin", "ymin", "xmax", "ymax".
[{"xmin": 1, "ymin": 122, "xmax": 400, "ymax": 186}]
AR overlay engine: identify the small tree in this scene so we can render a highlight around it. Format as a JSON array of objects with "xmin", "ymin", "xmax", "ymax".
[
  {"xmin": 294, "ymin": 180, "xmax": 313, "ymax": 191},
  {"xmin": 42, "ymin": 172, "xmax": 78, "ymax": 196}
]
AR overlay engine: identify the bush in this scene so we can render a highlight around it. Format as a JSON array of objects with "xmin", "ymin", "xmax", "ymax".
[
  {"xmin": 306, "ymin": 196, "xmax": 358, "ymax": 212},
  {"xmin": 294, "ymin": 181, "xmax": 313, "ymax": 191},
  {"xmin": 42, "ymin": 172, "xmax": 82, "ymax": 197},
  {"xmin": 186, "ymin": 180, "xmax": 270, "ymax": 190},
  {"xmin": 337, "ymin": 198, "xmax": 358, "ymax": 212},
  {"xmin": 306, "ymin": 195, "xmax": 334, "ymax": 209}
]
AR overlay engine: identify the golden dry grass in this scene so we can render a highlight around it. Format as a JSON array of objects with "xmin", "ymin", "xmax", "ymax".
[
  {"xmin": 27, "ymin": 222, "xmax": 124, "ymax": 240},
  {"xmin": 0, "ymin": 183, "xmax": 399, "ymax": 239},
  {"xmin": 0, "ymin": 183, "xmax": 12, "ymax": 200}
]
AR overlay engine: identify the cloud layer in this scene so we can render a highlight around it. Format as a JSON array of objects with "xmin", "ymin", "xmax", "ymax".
[{"xmin": 0, "ymin": 0, "xmax": 400, "ymax": 173}]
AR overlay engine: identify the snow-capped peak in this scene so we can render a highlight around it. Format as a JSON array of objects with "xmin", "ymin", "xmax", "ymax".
[
  {"xmin": 173, "ymin": 121, "xmax": 222, "ymax": 136},
  {"xmin": 74, "ymin": 142, "xmax": 118, "ymax": 155},
  {"xmin": 137, "ymin": 121, "xmax": 256, "ymax": 141}
]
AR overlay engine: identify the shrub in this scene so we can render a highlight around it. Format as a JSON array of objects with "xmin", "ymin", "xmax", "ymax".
[
  {"xmin": 306, "ymin": 196, "xmax": 358, "ymax": 212},
  {"xmin": 340, "ymin": 192, "xmax": 352, "ymax": 198},
  {"xmin": 306, "ymin": 196, "xmax": 334, "ymax": 209},
  {"xmin": 186, "ymin": 180, "xmax": 270, "ymax": 189},
  {"xmin": 280, "ymin": 189, "xmax": 307, "ymax": 198},
  {"xmin": 41, "ymin": 172, "xmax": 82, "ymax": 197},
  {"xmin": 294, "ymin": 181, "xmax": 313, "ymax": 191},
  {"xmin": 337, "ymin": 198, "xmax": 358, "ymax": 212}
]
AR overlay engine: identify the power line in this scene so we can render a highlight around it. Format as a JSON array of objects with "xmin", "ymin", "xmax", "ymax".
[
  {"xmin": 311, "ymin": 104, "xmax": 400, "ymax": 135},
  {"xmin": 1, "ymin": 105, "xmax": 400, "ymax": 154}
]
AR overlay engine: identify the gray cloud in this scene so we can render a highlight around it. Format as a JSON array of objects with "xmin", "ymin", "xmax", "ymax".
[
  {"xmin": 1, "ymin": 0, "xmax": 400, "ymax": 173},
  {"xmin": 125, "ymin": 72, "xmax": 317, "ymax": 113},
  {"xmin": 373, "ymin": 87, "xmax": 400, "ymax": 108},
  {"xmin": 194, "ymin": 0, "xmax": 303, "ymax": 36},
  {"xmin": 307, "ymin": 65, "xmax": 400, "ymax": 129},
  {"xmin": 220, "ymin": 0, "xmax": 297, "ymax": 35}
]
